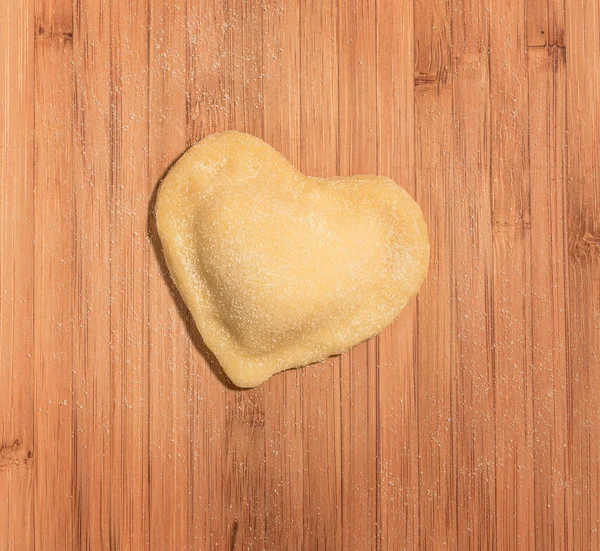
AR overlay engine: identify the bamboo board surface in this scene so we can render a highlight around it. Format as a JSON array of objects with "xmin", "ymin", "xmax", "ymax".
[{"xmin": 1, "ymin": 0, "xmax": 599, "ymax": 549}]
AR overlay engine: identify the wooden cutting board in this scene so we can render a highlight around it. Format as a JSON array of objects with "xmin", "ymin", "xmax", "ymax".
[{"xmin": 1, "ymin": 0, "xmax": 599, "ymax": 549}]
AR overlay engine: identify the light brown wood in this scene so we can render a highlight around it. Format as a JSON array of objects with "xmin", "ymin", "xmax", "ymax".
[
  {"xmin": 566, "ymin": 0, "xmax": 600, "ymax": 548},
  {"xmin": 1, "ymin": 0, "xmax": 599, "ymax": 549}
]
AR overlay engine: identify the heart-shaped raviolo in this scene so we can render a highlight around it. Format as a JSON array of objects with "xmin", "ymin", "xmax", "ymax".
[{"xmin": 156, "ymin": 131, "xmax": 429, "ymax": 388}]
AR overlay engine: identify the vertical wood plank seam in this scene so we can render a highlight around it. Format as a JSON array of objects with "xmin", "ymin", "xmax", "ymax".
[
  {"xmin": 108, "ymin": 0, "xmax": 117, "ymax": 545},
  {"xmin": 31, "ymin": 0, "xmax": 38, "ymax": 545},
  {"xmin": 447, "ymin": 46, "xmax": 459, "ymax": 540},
  {"xmin": 483, "ymin": 10, "xmax": 501, "ymax": 548},
  {"xmin": 410, "ymin": 26, "xmax": 420, "ymax": 551},
  {"xmin": 561, "ymin": 1, "xmax": 573, "ymax": 543},
  {"xmin": 189, "ymin": 0, "xmax": 197, "ymax": 544},
  {"xmin": 412, "ymin": 0, "xmax": 422, "ymax": 547},
  {"xmin": 145, "ymin": 1, "xmax": 152, "ymax": 544},
  {"xmin": 146, "ymin": 2, "xmax": 153, "ymax": 548},
  {"xmin": 552, "ymin": 49, "xmax": 565, "ymax": 550},
  {"xmin": 70, "ymin": 1, "xmax": 79, "ymax": 548},
  {"xmin": 446, "ymin": 22, "xmax": 460, "ymax": 545},
  {"xmin": 558, "ymin": 28, "xmax": 571, "ymax": 546},
  {"xmin": 336, "ymin": 1, "xmax": 342, "ymax": 543},
  {"xmin": 373, "ymin": 0, "xmax": 382, "ymax": 543},
  {"xmin": 297, "ymin": 2, "xmax": 306, "ymax": 548},
  {"xmin": 524, "ymin": 14, "xmax": 537, "ymax": 549},
  {"xmin": 183, "ymin": 2, "xmax": 195, "ymax": 548},
  {"xmin": 76, "ymin": 3, "xmax": 85, "ymax": 545},
  {"xmin": 524, "ymin": 20, "xmax": 540, "ymax": 548},
  {"xmin": 259, "ymin": 5, "xmax": 268, "ymax": 550},
  {"xmin": 335, "ymin": 0, "xmax": 344, "ymax": 543},
  {"xmin": 476, "ymin": 6, "xmax": 499, "ymax": 546}
]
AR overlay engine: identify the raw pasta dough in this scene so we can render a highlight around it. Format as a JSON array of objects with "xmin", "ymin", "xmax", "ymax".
[{"xmin": 156, "ymin": 131, "xmax": 429, "ymax": 387}]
